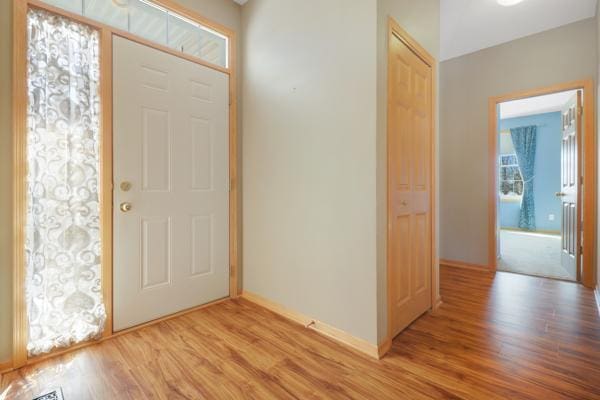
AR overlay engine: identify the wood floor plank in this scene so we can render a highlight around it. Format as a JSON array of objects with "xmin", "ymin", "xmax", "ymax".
[{"xmin": 2, "ymin": 266, "xmax": 600, "ymax": 399}]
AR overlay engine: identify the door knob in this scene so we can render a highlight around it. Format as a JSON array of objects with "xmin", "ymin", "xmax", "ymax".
[
  {"xmin": 555, "ymin": 192, "xmax": 566, "ymax": 197},
  {"xmin": 120, "ymin": 202, "xmax": 132, "ymax": 212},
  {"xmin": 401, "ymin": 200, "xmax": 408, "ymax": 206}
]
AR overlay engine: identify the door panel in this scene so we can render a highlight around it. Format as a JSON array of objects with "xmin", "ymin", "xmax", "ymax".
[
  {"xmin": 191, "ymin": 118, "xmax": 213, "ymax": 190},
  {"xmin": 141, "ymin": 217, "xmax": 171, "ymax": 289},
  {"xmin": 142, "ymin": 108, "xmax": 171, "ymax": 191},
  {"xmin": 113, "ymin": 36, "xmax": 229, "ymax": 331},
  {"xmin": 392, "ymin": 214, "xmax": 411, "ymax": 307},
  {"xmin": 388, "ymin": 32, "xmax": 433, "ymax": 338},
  {"xmin": 560, "ymin": 92, "xmax": 581, "ymax": 280},
  {"xmin": 414, "ymin": 212, "xmax": 428, "ymax": 295}
]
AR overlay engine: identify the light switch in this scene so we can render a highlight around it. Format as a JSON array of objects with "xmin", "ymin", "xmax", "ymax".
[{"xmin": 549, "ymin": 214, "xmax": 555, "ymax": 221}]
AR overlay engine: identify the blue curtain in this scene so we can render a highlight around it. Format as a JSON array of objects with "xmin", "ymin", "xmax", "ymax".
[{"xmin": 510, "ymin": 126, "xmax": 537, "ymax": 230}]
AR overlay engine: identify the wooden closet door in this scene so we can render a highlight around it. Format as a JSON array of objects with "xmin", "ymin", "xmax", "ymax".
[{"xmin": 388, "ymin": 32, "xmax": 433, "ymax": 338}]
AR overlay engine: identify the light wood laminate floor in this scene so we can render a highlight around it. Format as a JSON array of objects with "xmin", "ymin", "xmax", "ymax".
[{"xmin": 2, "ymin": 266, "xmax": 600, "ymax": 399}]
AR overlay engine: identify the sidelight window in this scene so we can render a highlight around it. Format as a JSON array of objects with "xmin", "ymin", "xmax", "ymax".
[{"xmin": 25, "ymin": 8, "xmax": 106, "ymax": 356}]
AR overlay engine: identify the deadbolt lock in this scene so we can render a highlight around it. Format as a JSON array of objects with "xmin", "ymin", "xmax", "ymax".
[
  {"xmin": 120, "ymin": 181, "xmax": 132, "ymax": 192},
  {"xmin": 120, "ymin": 202, "xmax": 132, "ymax": 212}
]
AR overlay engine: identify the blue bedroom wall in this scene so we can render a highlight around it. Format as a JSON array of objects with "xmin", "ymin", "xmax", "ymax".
[{"xmin": 499, "ymin": 112, "xmax": 562, "ymax": 232}]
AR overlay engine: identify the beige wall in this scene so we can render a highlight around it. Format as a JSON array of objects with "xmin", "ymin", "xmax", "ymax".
[
  {"xmin": 375, "ymin": 0, "xmax": 440, "ymax": 342},
  {"xmin": 0, "ymin": 0, "xmax": 241, "ymax": 365},
  {"xmin": 440, "ymin": 18, "xmax": 598, "ymax": 266},
  {"xmin": 241, "ymin": 0, "xmax": 380, "ymax": 344}
]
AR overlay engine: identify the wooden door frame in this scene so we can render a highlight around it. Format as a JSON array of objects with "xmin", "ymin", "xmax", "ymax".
[
  {"xmin": 488, "ymin": 80, "xmax": 596, "ymax": 288},
  {"xmin": 384, "ymin": 18, "xmax": 439, "ymax": 355},
  {"xmin": 10, "ymin": 0, "xmax": 239, "ymax": 371}
]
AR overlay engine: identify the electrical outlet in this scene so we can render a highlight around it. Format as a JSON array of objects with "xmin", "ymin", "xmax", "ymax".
[{"xmin": 549, "ymin": 214, "xmax": 555, "ymax": 221}]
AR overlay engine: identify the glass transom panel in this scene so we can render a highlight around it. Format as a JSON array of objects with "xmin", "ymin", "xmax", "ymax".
[{"xmin": 41, "ymin": 0, "xmax": 229, "ymax": 68}]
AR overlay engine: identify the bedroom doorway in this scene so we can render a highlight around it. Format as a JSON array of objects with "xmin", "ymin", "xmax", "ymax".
[
  {"xmin": 496, "ymin": 90, "xmax": 579, "ymax": 281},
  {"xmin": 488, "ymin": 80, "xmax": 596, "ymax": 288}
]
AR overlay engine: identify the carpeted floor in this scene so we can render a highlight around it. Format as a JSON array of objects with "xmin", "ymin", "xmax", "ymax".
[{"xmin": 498, "ymin": 229, "xmax": 575, "ymax": 281}]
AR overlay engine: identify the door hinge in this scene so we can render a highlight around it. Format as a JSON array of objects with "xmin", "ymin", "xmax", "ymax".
[
  {"xmin": 580, "ymin": 245, "xmax": 584, "ymax": 255},
  {"xmin": 578, "ymin": 106, "xmax": 583, "ymax": 117}
]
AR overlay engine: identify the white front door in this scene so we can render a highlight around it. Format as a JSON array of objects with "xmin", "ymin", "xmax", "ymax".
[{"xmin": 113, "ymin": 36, "xmax": 229, "ymax": 331}]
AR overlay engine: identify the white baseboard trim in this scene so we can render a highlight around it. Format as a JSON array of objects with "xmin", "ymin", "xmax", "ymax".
[
  {"xmin": 595, "ymin": 288, "xmax": 600, "ymax": 317},
  {"xmin": 241, "ymin": 291, "xmax": 381, "ymax": 359}
]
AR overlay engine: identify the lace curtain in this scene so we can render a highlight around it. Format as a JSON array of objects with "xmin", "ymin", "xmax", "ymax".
[{"xmin": 26, "ymin": 8, "xmax": 106, "ymax": 356}]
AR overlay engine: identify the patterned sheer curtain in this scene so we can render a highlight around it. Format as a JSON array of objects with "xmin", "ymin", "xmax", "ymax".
[{"xmin": 26, "ymin": 8, "xmax": 106, "ymax": 356}]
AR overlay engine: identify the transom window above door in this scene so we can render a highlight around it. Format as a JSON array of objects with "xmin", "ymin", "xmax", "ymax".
[{"xmin": 41, "ymin": 0, "xmax": 229, "ymax": 68}]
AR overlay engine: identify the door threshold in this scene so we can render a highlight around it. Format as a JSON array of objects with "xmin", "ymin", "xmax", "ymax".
[{"xmin": 496, "ymin": 268, "xmax": 578, "ymax": 284}]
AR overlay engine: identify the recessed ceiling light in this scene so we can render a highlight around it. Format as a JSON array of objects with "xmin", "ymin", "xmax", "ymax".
[{"xmin": 497, "ymin": 0, "xmax": 524, "ymax": 6}]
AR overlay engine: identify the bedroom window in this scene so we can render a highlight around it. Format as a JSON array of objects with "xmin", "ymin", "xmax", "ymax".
[{"xmin": 499, "ymin": 154, "xmax": 523, "ymax": 200}]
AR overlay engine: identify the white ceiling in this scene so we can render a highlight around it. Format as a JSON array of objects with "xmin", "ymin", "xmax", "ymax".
[
  {"xmin": 441, "ymin": 0, "xmax": 598, "ymax": 61},
  {"xmin": 499, "ymin": 90, "xmax": 577, "ymax": 119}
]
